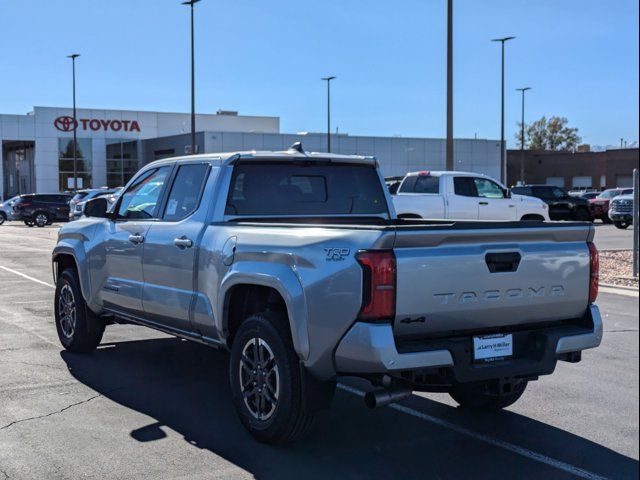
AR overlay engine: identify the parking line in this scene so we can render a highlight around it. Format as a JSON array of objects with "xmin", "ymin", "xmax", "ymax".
[
  {"xmin": 337, "ymin": 384, "xmax": 609, "ymax": 480},
  {"xmin": 0, "ymin": 265, "xmax": 55, "ymax": 289}
]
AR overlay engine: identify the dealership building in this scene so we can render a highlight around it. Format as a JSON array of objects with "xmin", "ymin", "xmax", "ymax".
[{"xmin": 1, "ymin": 106, "xmax": 502, "ymax": 200}]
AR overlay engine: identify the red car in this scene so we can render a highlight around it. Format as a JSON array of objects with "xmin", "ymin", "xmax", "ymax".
[{"xmin": 589, "ymin": 188, "xmax": 634, "ymax": 223}]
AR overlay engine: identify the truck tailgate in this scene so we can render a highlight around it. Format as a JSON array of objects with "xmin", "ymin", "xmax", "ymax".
[{"xmin": 392, "ymin": 224, "xmax": 593, "ymax": 339}]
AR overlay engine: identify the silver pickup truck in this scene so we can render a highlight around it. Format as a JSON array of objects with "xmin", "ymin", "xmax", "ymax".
[{"xmin": 52, "ymin": 143, "xmax": 602, "ymax": 444}]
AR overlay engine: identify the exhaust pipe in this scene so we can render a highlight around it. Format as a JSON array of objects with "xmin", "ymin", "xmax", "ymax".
[{"xmin": 364, "ymin": 387, "xmax": 412, "ymax": 409}]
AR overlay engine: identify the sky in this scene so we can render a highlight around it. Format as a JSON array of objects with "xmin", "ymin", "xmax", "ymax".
[{"xmin": 0, "ymin": 0, "xmax": 638, "ymax": 148}]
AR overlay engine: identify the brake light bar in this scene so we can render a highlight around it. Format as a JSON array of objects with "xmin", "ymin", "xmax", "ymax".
[
  {"xmin": 356, "ymin": 250, "xmax": 396, "ymax": 321},
  {"xmin": 587, "ymin": 241, "xmax": 599, "ymax": 303}
]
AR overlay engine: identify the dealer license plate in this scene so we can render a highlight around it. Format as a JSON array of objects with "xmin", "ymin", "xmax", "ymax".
[{"xmin": 473, "ymin": 334, "xmax": 513, "ymax": 362}]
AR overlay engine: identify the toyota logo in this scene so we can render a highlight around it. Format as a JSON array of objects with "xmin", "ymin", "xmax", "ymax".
[{"xmin": 54, "ymin": 116, "xmax": 78, "ymax": 132}]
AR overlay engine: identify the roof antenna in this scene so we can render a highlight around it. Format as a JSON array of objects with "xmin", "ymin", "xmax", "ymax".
[{"xmin": 289, "ymin": 142, "xmax": 304, "ymax": 153}]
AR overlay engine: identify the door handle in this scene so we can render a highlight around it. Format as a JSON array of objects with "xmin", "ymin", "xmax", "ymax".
[
  {"xmin": 508, "ymin": 204, "xmax": 516, "ymax": 208},
  {"xmin": 479, "ymin": 201, "xmax": 489, "ymax": 206},
  {"xmin": 174, "ymin": 236, "xmax": 193, "ymax": 249},
  {"xmin": 128, "ymin": 234, "xmax": 144, "ymax": 245}
]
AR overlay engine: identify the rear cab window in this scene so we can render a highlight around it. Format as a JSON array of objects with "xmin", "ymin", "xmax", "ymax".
[
  {"xmin": 399, "ymin": 174, "xmax": 440, "ymax": 194},
  {"xmin": 453, "ymin": 177, "xmax": 477, "ymax": 197},
  {"xmin": 225, "ymin": 162, "xmax": 388, "ymax": 217}
]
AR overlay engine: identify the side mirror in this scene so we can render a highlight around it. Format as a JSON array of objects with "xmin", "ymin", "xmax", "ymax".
[
  {"xmin": 84, "ymin": 197, "xmax": 110, "ymax": 219},
  {"xmin": 503, "ymin": 188, "xmax": 511, "ymax": 198}
]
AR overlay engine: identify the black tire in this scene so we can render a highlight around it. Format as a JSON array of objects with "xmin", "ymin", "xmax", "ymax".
[
  {"xmin": 520, "ymin": 214, "xmax": 545, "ymax": 221},
  {"xmin": 54, "ymin": 269, "xmax": 105, "ymax": 353},
  {"xmin": 229, "ymin": 311, "xmax": 314, "ymax": 444},
  {"xmin": 614, "ymin": 221, "xmax": 630, "ymax": 230},
  {"xmin": 34, "ymin": 211, "xmax": 49, "ymax": 228},
  {"xmin": 573, "ymin": 208, "xmax": 591, "ymax": 222},
  {"xmin": 602, "ymin": 216, "xmax": 613, "ymax": 224},
  {"xmin": 450, "ymin": 380, "xmax": 528, "ymax": 410},
  {"xmin": 0, "ymin": 212, "xmax": 6, "ymax": 225}
]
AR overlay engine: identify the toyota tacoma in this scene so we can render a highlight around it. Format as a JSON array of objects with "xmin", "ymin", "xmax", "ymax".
[{"xmin": 52, "ymin": 144, "xmax": 603, "ymax": 444}]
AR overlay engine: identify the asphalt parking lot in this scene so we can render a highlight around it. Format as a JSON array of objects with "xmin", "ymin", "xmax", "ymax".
[{"xmin": 0, "ymin": 223, "xmax": 638, "ymax": 480}]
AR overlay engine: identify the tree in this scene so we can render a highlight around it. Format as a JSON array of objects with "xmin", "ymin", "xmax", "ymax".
[{"xmin": 515, "ymin": 116, "xmax": 581, "ymax": 151}]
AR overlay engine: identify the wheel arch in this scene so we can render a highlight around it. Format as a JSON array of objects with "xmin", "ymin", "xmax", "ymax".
[
  {"xmin": 52, "ymin": 246, "xmax": 91, "ymax": 304},
  {"xmin": 219, "ymin": 265, "xmax": 309, "ymax": 361}
]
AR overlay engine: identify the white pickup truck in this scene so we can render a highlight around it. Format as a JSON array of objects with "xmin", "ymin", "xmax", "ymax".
[{"xmin": 391, "ymin": 171, "xmax": 550, "ymax": 221}]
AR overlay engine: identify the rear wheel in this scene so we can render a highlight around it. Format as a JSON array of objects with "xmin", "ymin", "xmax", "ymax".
[
  {"xmin": 229, "ymin": 311, "xmax": 314, "ymax": 444},
  {"xmin": 450, "ymin": 380, "xmax": 528, "ymax": 410},
  {"xmin": 520, "ymin": 214, "xmax": 545, "ymax": 221},
  {"xmin": 54, "ymin": 269, "xmax": 105, "ymax": 352},
  {"xmin": 34, "ymin": 211, "xmax": 49, "ymax": 228},
  {"xmin": 0, "ymin": 212, "xmax": 6, "ymax": 225},
  {"xmin": 614, "ymin": 221, "xmax": 630, "ymax": 230}
]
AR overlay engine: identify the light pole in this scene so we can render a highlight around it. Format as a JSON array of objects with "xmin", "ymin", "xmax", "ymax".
[
  {"xmin": 67, "ymin": 53, "xmax": 80, "ymax": 191},
  {"xmin": 321, "ymin": 76, "xmax": 336, "ymax": 152},
  {"xmin": 182, "ymin": 0, "xmax": 201, "ymax": 155},
  {"xmin": 491, "ymin": 36, "xmax": 515, "ymax": 184},
  {"xmin": 446, "ymin": 0, "xmax": 454, "ymax": 171},
  {"xmin": 516, "ymin": 87, "xmax": 531, "ymax": 184}
]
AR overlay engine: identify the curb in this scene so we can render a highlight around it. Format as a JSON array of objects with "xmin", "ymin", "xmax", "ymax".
[{"xmin": 599, "ymin": 283, "xmax": 639, "ymax": 297}]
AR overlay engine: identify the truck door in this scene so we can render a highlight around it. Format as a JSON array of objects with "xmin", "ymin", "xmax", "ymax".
[
  {"xmin": 142, "ymin": 162, "xmax": 213, "ymax": 333},
  {"xmin": 473, "ymin": 177, "xmax": 517, "ymax": 220},
  {"xmin": 102, "ymin": 166, "xmax": 172, "ymax": 315},
  {"xmin": 447, "ymin": 176, "xmax": 479, "ymax": 219}
]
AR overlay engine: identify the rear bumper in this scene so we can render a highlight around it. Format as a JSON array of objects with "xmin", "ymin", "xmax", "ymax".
[{"xmin": 334, "ymin": 305, "xmax": 602, "ymax": 383}]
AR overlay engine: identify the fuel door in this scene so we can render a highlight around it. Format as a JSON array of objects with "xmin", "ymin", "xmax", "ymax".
[{"xmin": 222, "ymin": 236, "xmax": 237, "ymax": 266}]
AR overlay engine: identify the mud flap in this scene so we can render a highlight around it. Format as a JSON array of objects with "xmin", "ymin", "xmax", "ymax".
[{"xmin": 300, "ymin": 362, "xmax": 336, "ymax": 412}]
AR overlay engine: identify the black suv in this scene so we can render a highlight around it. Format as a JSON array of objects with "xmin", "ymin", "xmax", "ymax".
[
  {"xmin": 11, "ymin": 193, "xmax": 73, "ymax": 227},
  {"xmin": 511, "ymin": 185, "xmax": 592, "ymax": 221}
]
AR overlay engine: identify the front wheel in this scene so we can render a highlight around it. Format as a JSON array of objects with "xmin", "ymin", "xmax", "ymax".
[
  {"xmin": 614, "ymin": 221, "xmax": 630, "ymax": 230},
  {"xmin": 0, "ymin": 212, "xmax": 6, "ymax": 225},
  {"xmin": 229, "ymin": 312, "xmax": 314, "ymax": 444},
  {"xmin": 55, "ymin": 269, "xmax": 105, "ymax": 352},
  {"xmin": 450, "ymin": 380, "xmax": 528, "ymax": 410}
]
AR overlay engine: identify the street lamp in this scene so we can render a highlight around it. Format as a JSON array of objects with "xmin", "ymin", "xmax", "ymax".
[
  {"xmin": 491, "ymin": 36, "xmax": 515, "ymax": 184},
  {"xmin": 67, "ymin": 53, "xmax": 80, "ymax": 191},
  {"xmin": 182, "ymin": 0, "xmax": 201, "ymax": 155},
  {"xmin": 321, "ymin": 76, "xmax": 336, "ymax": 152},
  {"xmin": 446, "ymin": 0, "xmax": 454, "ymax": 171},
  {"xmin": 516, "ymin": 87, "xmax": 531, "ymax": 184}
]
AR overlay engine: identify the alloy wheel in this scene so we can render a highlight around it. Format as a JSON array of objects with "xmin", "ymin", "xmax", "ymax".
[
  {"xmin": 58, "ymin": 284, "xmax": 77, "ymax": 338},
  {"xmin": 239, "ymin": 337, "xmax": 280, "ymax": 421}
]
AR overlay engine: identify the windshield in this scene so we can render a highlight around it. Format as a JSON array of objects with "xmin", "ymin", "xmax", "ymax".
[
  {"xmin": 71, "ymin": 192, "xmax": 90, "ymax": 203},
  {"xmin": 597, "ymin": 190, "xmax": 621, "ymax": 199}
]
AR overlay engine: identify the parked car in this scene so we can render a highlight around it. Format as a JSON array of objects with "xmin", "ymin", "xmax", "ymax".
[
  {"xmin": 0, "ymin": 195, "xmax": 21, "ymax": 225},
  {"xmin": 52, "ymin": 145, "xmax": 602, "ymax": 444},
  {"xmin": 392, "ymin": 171, "xmax": 550, "ymax": 221},
  {"xmin": 608, "ymin": 193, "xmax": 635, "ymax": 229},
  {"xmin": 588, "ymin": 188, "xmax": 634, "ymax": 223},
  {"xmin": 577, "ymin": 191, "xmax": 600, "ymax": 200},
  {"xmin": 12, "ymin": 193, "xmax": 73, "ymax": 227},
  {"xmin": 69, "ymin": 188, "xmax": 122, "ymax": 221},
  {"xmin": 510, "ymin": 185, "xmax": 592, "ymax": 221}
]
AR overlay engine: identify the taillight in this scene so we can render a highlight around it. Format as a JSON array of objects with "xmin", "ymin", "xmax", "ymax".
[
  {"xmin": 356, "ymin": 250, "xmax": 396, "ymax": 321},
  {"xmin": 588, "ymin": 241, "xmax": 599, "ymax": 303}
]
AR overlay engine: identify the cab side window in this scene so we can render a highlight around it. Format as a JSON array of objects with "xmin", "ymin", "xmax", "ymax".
[
  {"xmin": 163, "ymin": 163, "xmax": 210, "ymax": 221},
  {"xmin": 473, "ymin": 178, "xmax": 505, "ymax": 199},
  {"xmin": 453, "ymin": 177, "xmax": 477, "ymax": 197},
  {"xmin": 117, "ymin": 166, "xmax": 171, "ymax": 220}
]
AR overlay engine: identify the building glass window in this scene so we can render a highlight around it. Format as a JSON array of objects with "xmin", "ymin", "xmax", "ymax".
[
  {"xmin": 59, "ymin": 138, "xmax": 92, "ymax": 191},
  {"xmin": 106, "ymin": 139, "xmax": 139, "ymax": 188}
]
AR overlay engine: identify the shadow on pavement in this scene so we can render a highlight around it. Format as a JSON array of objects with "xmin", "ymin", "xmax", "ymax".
[{"xmin": 61, "ymin": 337, "xmax": 637, "ymax": 479}]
